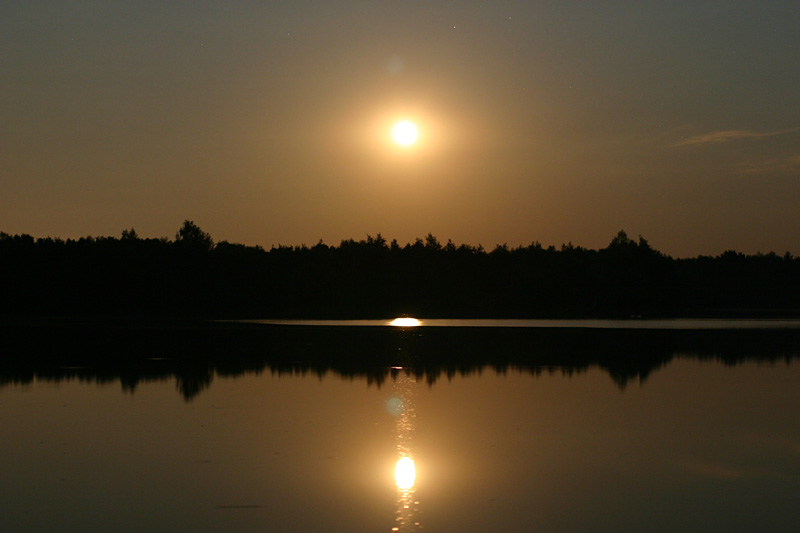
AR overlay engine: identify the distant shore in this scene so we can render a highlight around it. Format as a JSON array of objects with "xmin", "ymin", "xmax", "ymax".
[{"xmin": 2, "ymin": 225, "xmax": 799, "ymax": 319}]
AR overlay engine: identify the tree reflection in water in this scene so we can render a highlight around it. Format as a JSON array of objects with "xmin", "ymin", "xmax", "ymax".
[{"xmin": 2, "ymin": 321, "xmax": 800, "ymax": 402}]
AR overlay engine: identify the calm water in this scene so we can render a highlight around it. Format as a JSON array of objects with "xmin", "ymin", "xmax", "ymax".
[
  {"xmin": 1, "ymin": 320, "xmax": 800, "ymax": 531},
  {"xmin": 241, "ymin": 318, "xmax": 800, "ymax": 329}
]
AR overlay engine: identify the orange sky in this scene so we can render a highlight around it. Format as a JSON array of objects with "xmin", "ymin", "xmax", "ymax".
[{"xmin": 2, "ymin": 2, "xmax": 799, "ymax": 256}]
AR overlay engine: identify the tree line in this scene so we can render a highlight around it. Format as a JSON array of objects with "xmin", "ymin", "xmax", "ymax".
[{"xmin": 1, "ymin": 221, "xmax": 798, "ymax": 318}]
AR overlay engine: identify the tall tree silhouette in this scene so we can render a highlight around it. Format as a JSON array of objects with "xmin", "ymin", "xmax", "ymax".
[{"xmin": 175, "ymin": 220, "xmax": 213, "ymax": 251}]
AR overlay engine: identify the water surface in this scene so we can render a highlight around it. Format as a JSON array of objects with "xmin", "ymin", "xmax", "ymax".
[
  {"xmin": 240, "ymin": 317, "xmax": 800, "ymax": 329},
  {"xmin": 1, "ymin": 320, "xmax": 799, "ymax": 531}
]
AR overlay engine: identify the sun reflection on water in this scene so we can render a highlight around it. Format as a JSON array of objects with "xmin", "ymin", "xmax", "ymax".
[
  {"xmin": 395, "ymin": 457, "xmax": 416, "ymax": 490},
  {"xmin": 389, "ymin": 370, "xmax": 422, "ymax": 531},
  {"xmin": 388, "ymin": 317, "xmax": 422, "ymax": 327}
]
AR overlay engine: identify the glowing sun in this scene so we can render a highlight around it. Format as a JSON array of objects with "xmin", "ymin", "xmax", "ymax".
[{"xmin": 392, "ymin": 120, "xmax": 419, "ymax": 146}]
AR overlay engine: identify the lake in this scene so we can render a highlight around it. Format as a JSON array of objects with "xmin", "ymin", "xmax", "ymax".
[{"xmin": 1, "ymin": 319, "xmax": 799, "ymax": 531}]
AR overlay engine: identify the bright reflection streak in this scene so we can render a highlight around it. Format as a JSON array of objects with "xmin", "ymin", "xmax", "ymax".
[
  {"xmin": 389, "ymin": 318, "xmax": 422, "ymax": 327},
  {"xmin": 395, "ymin": 457, "xmax": 416, "ymax": 490},
  {"xmin": 390, "ymin": 372, "xmax": 421, "ymax": 531}
]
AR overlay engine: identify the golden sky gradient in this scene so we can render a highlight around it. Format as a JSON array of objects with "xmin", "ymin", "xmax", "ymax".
[{"xmin": 2, "ymin": 1, "xmax": 799, "ymax": 256}]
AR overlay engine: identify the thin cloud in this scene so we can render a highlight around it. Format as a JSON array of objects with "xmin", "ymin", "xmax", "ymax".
[
  {"xmin": 675, "ymin": 127, "xmax": 799, "ymax": 147},
  {"xmin": 680, "ymin": 460, "xmax": 784, "ymax": 481},
  {"xmin": 740, "ymin": 154, "xmax": 800, "ymax": 175}
]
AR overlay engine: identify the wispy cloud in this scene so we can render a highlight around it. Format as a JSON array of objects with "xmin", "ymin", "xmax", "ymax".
[
  {"xmin": 680, "ymin": 460, "xmax": 784, "ymax": 481},
  {"xmin": 739, "ymin": 154, "xmax": 800, "ymax": 176},
  {"xmin": 675, "ymin": 127, "xmax": 799, "ymax": 147}
]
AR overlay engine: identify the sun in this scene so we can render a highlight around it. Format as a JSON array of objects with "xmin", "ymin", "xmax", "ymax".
[{"xmin": 392, "ymin": 120, "xmax": 419, "ymax": 146}]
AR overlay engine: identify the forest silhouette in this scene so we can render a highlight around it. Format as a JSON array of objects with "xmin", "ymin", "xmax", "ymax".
[{"xmin": 1, "ymin": 220, "xmax": 799, "ymax": 318}]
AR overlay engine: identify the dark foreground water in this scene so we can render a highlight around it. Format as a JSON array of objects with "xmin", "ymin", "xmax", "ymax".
[{"xmin": 1, "ymin": 319, "xmax": 799, "ymax": 532}]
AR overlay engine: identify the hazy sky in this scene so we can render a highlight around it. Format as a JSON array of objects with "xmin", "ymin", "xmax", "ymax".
[{"xmin": 2, "ymin": 1, "xmax": 799, "ymax": 256}]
